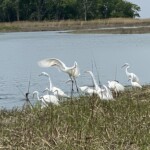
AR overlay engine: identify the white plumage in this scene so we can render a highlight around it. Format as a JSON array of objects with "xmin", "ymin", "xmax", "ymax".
[
  {"xmin": 129, "ymin": 78, "xmax": 142, "ymax": 89},
  {"xmin": 33, "ymin": 90, "xmax": 60, "ymax": 107},
  {"xmin": 39, "ymin": 72, "xmax": 69, "ymax": 98},
  {"xmin": 85, "ymin": 71, "xmax": 113, "ymax": 100},
  {"xmin": 38, "ymin": 58, "xmax": 80, "ymax": 79},
  {"xmin": 108, "ymin": 80, "xmax": 125, "ymax": 97},
  {"xmin": 79, "ymin": 86, "xmax": 97, "ymax": 96},
  {"xmin": 101, "ymin": 85, "xmax": 114, "ymax": 100},
  {"xmin": 122, "ymin": 63, "xmax": 140, "ymax": 83},
  {"xmin": 66, "ymin": 79, "xmax": 97, "ymax": 96},
  {"xmin": 38, "ymin": 58, "xmax": 80, "ymax": 92}
]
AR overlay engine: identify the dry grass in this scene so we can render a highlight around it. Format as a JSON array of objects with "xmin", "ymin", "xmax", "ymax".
[
  {"xmin": 0, "ymin": 18, "xmax": 150, "ymax": 33},
  {"xmin": 1, "ymin": 85, "xmax": 150, "ymax": 149},
  {"xmin": 73, "ymin": 26, "xmax": 150, "ymax": 34}
]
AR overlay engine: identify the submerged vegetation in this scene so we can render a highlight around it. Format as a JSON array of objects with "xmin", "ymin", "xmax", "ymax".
[{"xmin": 1, "ymin": 85, "xmax": 150, "ymax": 149}]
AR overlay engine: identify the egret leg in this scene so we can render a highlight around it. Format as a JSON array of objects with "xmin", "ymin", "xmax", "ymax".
[
  {"xmin": 74, "ymin": 78, "xmax": 79, "ymax": 93},
  {"xmin": 115, "ymin": 91, "xmax": 117, "ymax": 98},
  {"xmin": 71, "ymin": 79, "xmax": 74, "ymax": 92},
  {"xmin": 70, "ymin": 78, "xmax": 74, "ymax": 100}
]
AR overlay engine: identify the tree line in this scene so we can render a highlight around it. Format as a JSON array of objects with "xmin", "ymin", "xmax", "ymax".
[{"xmin": 0, "ymin": 0, "xmax": 140, "ymax": 22}]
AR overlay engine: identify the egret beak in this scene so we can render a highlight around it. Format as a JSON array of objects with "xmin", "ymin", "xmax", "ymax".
[
  {"xmin": 43, "ymin": 88, "xmax": 50, "ymax": 93},
  {"xmin": 114, "ymin": 80, "xmax": 119, "ymax": 83},
  {"xmin": 84, "ymin": 70, "xmax": 90, "ymax": 73},
  {"xmin": 121, "ymin": 64, "xmax": 126, "ymax": 68},
  {"xmin": 39, "ymin": 72, "xmax": 44, "ymax": 76},
  {"xmin": 39, "ymin": 72, "xmax": 49, "ymax": 77},
  {"xmin": 42, "ymin": 89, "xmax": 47, "ymax": 93}
]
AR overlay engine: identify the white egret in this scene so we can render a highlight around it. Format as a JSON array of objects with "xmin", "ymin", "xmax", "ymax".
[
  {"xmin": 85, "ymin": 71, "xmax": 101, "ymax": 92},
  {"xmin": 128, "ymin": 78, "xmax": 142, "ymax": 89},
  {"xmin": 108, "ymin": 80, "xmax": 125, "ymax": 97},
  {"xmin": 85, "ymin": 71, "xmax": 104, "ymax": 99},
  {"xmin": 66, "ymin": 79, "xmax": 97, "ymax": 96},
  {"xmin": 122, "ymin": 63, "xmax": 139, "ymax": 83},
  {"xmin": 42, "ymin": 89, "xmax": 60, "ymax": 105},
  {"xmin": 33, "ymin": 91, "xmax": 48, "ymax": 108},
  {"xmin": 101, "ymin": 85, "xmax": 114, "ymax": 100},
  {"xmin": 38, "ymin": 58, "xmax": 80, "ymax": 92},
  {"xmin": 85, "ymin": 71, "xmax": 114, "ymax": 100},
  {"xmin": 33, "ymin": 90, "xmax": 60, "ymax": 106},
  {"xmin": 79, "ymin": 86, "xmax": 97, "ymax": 96},
  {"xmin": 39, "ymin": 72, "xmax": 69, "ymax": 98}
]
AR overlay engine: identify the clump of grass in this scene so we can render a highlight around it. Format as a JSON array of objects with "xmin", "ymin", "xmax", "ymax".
[{"xmin": 0, "ymin": 85, "xmax": 150, "ymax": 149}]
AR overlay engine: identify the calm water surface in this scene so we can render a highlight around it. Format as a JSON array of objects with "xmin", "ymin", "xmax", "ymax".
[{"xmin": 0, "ymin": 31, "xmax": 150, "ymax": 108}]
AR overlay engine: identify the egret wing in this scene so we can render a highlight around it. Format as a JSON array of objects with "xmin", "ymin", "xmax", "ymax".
[
  {"xmin": 115, "ymin": 82, "xmax": 125, "ymax": 91},
  {"xmin": 38, "ymin": 58, "xmax": 66, "ymax": 71},
  {"xmin": 132, "ymin": 73, "xmax": 139, "ymax": 83}
]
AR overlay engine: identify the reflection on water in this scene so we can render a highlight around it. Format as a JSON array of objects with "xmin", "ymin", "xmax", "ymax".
[{"xmin": 0, "ymin": 31, "xmax": 150, "ymax": 108}]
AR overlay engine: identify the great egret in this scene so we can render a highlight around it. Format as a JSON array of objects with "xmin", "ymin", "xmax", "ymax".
[
  {"xmin": 101, "ymin": 85, "xmax": 114, "ymax": 100},
  {"xmin": 108, "ymin": 80, "xmax": 125, "ymax": 97},
  {"xmin": 33, "ymin": 90, "xmax": 60, "ymax": 106},
  {"xmin": 79, "ymin": 86, "xmax": 97, "ymax": 96},
  {"xmin": 128, "ymin": 78, "xmax": 142, "ymax": 89},
  {"xmin": 85, "ymin": 71, "xmax": 104, "ymax": 99},
  {"xmin": 122, "ymin": 63, "xmax": 139, "ymax": 83},
  {"xmin": 39, "ymin": 72, "xmax": 69, "ymax": 98},
  {"xmin": 66, "ymin": 79, "xmax": 97, "ymax": 96},
  {"xmin": 85, "ymin": 71, "xmax": 114, "ymax": 100},
  {"xmin": 33, "ymin": 91, "xmax": 48, "ymax": 108},
  {"xmin": 85, "ymin": 71, "xmax": 101, "ymax": 92},
  {"xmin": 38, "ymin": 58, "xmax": 80, "ymax": 92}
]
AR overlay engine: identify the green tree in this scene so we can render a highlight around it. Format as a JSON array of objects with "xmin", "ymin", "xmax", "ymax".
[
  {"xmin": 76, "ymin": 0, "xmax": 98, "ymax": 20},
  {"xmin": 1, "ymin": 0, "xmax": 16, "ymax": 21},
  {"xmin": 0, "ymin": 0, "xmax": 141, "ymax": 22}
]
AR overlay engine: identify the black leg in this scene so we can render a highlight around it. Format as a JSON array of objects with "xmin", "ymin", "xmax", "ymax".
[
  {"xmin": 74, "ymin": 78, "xmax": 79, "ymax": 93},
  {"xmin": 70, "ymin": 79, "xmax": 74, "ymax": 100}
]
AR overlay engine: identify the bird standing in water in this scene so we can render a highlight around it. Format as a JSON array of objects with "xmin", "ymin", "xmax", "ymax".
[{"xmin": 38, "ymin": 58, "xmax": 80, "ymax": 94}]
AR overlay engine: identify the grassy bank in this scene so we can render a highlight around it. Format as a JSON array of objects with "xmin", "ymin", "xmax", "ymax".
[
  {"xmin": 0, "ymin": 18, "xmax": 150, "ymax": 33},
  {"xmin": 1, "ymin": 85, "xmax": 150, "ymax": 149}
]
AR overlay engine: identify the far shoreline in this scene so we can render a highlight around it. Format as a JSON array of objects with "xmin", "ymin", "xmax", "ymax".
[{"xmin": 1, "ymin": 18, "xmax": 150, "ymax": 34}]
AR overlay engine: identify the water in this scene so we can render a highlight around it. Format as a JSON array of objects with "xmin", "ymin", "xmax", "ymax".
[{"xmin": 0, "ymin": 31, "xmax": 150, "ymax": 109}]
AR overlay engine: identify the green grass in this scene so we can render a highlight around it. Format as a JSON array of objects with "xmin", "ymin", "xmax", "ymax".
[
  {"xmin": 1, "ymin": 85, "xmax": 150, "ymax": 149},
  {"xmin": 0, "ymin": 26, "xmax": 20, "ymax": 32}
]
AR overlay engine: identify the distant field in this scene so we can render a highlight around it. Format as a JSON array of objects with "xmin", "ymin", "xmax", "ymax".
[{"xmin": 1, "ymin": 18, "xmax": 150, "ymax": 33}]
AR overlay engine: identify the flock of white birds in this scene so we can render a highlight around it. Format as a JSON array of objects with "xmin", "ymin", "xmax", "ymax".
[{"xmin": 32, "ymin": 58, "xmax": 142, "ymax": 108}]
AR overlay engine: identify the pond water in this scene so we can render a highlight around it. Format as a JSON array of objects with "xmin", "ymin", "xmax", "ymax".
[{"xmin": 0, "ymin": 31, "xmax": 150, "ymax": 109}]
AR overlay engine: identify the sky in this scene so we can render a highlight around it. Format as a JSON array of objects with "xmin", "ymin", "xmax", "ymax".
[{"xmin": 128, "ymin": 0, "xmax": 150, "ymax": 18}]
